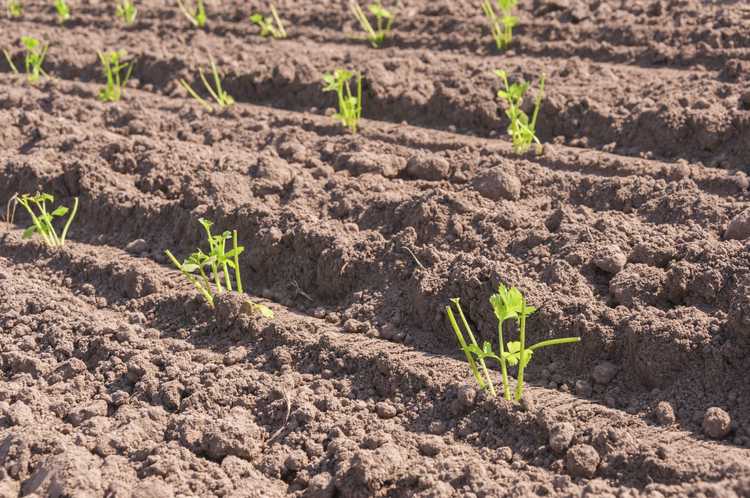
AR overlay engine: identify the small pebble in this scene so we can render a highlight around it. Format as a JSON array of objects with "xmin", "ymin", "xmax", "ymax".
[
  {"xmin": 703, "ymin": 407, "xmax": 732, "ymax": 439},
  {"xmin": 125, "ymin": 238, "xmax": 148, "ymax": 254},
  {"xmin": 592, "ymin": 362, "xmax": 618, "ymax": 385},
  {"xmin": 592, "ymin": 245, "xmax": 627, "ymax": 274},
  {"xmin": 549, "ymin": 422, "xmax": 575, "ymax": 453},
  {"xmin": 654, "ymin": 401, "xmax": 676, "ymax": 426},
  {"xmin": 375, "ymin": 401, "xmax": 397, "ymax": 419},
  {"xmin": 565, "ymin": 444, "xmax": 600, "ymax": 478}
]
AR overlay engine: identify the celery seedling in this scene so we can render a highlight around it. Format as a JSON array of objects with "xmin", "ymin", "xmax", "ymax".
[
  {"xmin": 448, "ymin": 284, "xmax": 580, "ymax": 402},
  {"xmin": 97, "ymin": 50, "xmax": 134, "ymax": 102},
  {"xmin": 482, "ymin": 0, "xmax": 517, "ymax": 50},
  {"xmin": 54, "ymin": 0, "xmax": 70, "ymax": 23},
  {"xmin": 322, "ymin": 69, "xmax": 362, "ymax": 134},
  {"xmin": 11, "ymin": 193, "xmax": 78, "ymax": 247},
  {"xmin": 177, "ymin": 0, "xmax": 206, "ymax": 28},
  {"xmin": 495, "ymin": 69, "xmax": 545, "ymax": 154},
  {"xmin": 250, "ymin": 5, "xmax": 287, "ymax": 39},
  {"xmin": 3, "ymin": 36, "xmax": 48, "ymax": 84},
  {"xmin": 6, "ymin": 0, "xmax": 22, "ymax": 17},
  {"xmin": 115, "ymin": 0, "xmax": 137, "ymax": 25},
  {"xmin": 165, "ymin": 218, "xmax": 272, "ymax": 317},
  {"xmin": 446, "ymin": 299, "xmax": 496, "ymax": 397},
  {"xmin": 350, "ymin": 0, "xmax": 393, "ymax": 48},
  {"xmin": 178, "ymin": 57, "xmax": 234, "ymax": 111}
]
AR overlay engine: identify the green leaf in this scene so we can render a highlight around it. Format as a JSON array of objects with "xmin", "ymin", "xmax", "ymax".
[
  {"xmin": 482, "ymin": 340, "xmax": 493, "ymax": 355},
  {"xmin": 22, "ymin": 225, "xmax": 37, "ymax": 238},
  {"xmin": 251, "ymin": 302, "xmax": 274, "ymax": 318},
  {"xmin": 520, "ymin": 349, "xmax": 533, "ymax": 368},
  {"xmin": 224, "ymin": 246, "xmax": 244, "ymax": 258},
  {"xmin": 50, "ymin": 206, "xmax": 68, "ymax": 217},
  {"xmin": 181, "ymin": 263, "xmax": 200, "ymax": 272},
  {"xmin": 507, "ymin": 341, "xmax": 521, "ymax": 354}
]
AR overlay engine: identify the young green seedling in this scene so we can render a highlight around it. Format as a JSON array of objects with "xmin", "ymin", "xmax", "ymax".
[
  {"xmin": 448, "ymin": 284, "xmax": 580, "ymax": 402},
  {"xmin": 97, "ymin": 50, "xmax": 134, "ymax": 102},
  {"xmin": 164, "ymin": 218, "xmax": 273, "ymax": 317},
  {"xmin": 350, "ymin": 0, "xmax": 393, "ymax": 48},
  {"xmin": 322, "ymin": 69, "xmax": 362, "ymax": 134},
  {"xmin": 249, "ymin": 4, "xmax": 287, "ymax": 39},
  {"xmin": 495, "ymin": 69, "xmax": 545, "ymax": 154},
  {"xmin": 11, "ymin": 193, "xmax": 78, "ymax": 247},
  {"xmin": 115, "ymin": 0, "xmax": 137, "ymax": 25},
  {"xmin": 3, "ymin": 36, "xmax": 48, "ymax": 84},
  {"xmin": 482, "ymin": 0, "xmax": 517, "ymax": 50},
  {"xmin": 178, "ymin": 57, "xmax": 234, "ymax": 111},
  {"xmin": 54, "ymin": 0, "xmax": 70, "ymax": 23},
  {"xmin": 177, "ymin": 0, "xmax": 206, "ymax": 28},
  {"xmin": 6, "ymin": 0, "xmax": 22, "ymax": 17},
  {"xmin": 446, "ymin": 298, "xmax": 496, "ymax": 397}
]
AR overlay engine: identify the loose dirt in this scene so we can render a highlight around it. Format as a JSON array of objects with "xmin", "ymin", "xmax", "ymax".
[{"xmin": 1, "ymin": 0, "xmax": 750, "ymax": 496}]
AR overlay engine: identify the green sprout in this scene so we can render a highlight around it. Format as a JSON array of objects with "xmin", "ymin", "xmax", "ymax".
[
  {"xmin": 115, "ymin": 0, "xmax": 137, "ymax": 25},
  {"xmin": 482, "ymin": 0, "xmax": 517, "ymax": 50},
  {"xmin": 165, "ymin": 218, "xmax": 273, "ymax": 317},
  {"xmin": 350, "ymin": 0, "xmax": 393, "ymax": 48},
  {"xmin": 54, "ymin": 0, "xmax": 70, "ymax": 23},
  {"xmin": 322, "ymin": 69, "xmax": 362, "ymax": 134},
  {"xmin": 447, "ymin": 284, "xmax": 580, "ymax": 402},
  {"xmin": 10, "ymin": 193, "xmax": 79, "ymax": 247},
  {"xmin": 177, "ymin": 0, "xmax": 206, "ymax": 28},
  {"xmin": 495, "ymin": 69, "xmax": 545, "ymax": 154},
  {"xmin": 97, "ymin": 50, "xmax": 134, "ymax": 102},
  {"xmin": 6, "ymin": 0, "xmax": 22, "ymax": 17},
  {"xmin": 3, "ymin": 36, "xmax": 48, "ymax": 84},
  {"xmin": 249, "ymin": 4, "xmax": 287, "ymax": 39},
  {"xmin": 178, "ymin": 57, "xmax": 234, "ymax": 112}
]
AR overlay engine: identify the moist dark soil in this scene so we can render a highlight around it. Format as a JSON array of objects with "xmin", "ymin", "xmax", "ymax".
[{"xmin": 1, "ymin": 0, "xmax": 750, "ymax": 496}]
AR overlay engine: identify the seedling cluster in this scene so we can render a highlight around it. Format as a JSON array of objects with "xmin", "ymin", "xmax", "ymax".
[
  {"xmin": 179, "ymin": 57, "xmax": 234, "ymax": 111},
  {"xmin": 4, "ymin": 36, "xmax": 48, "ymax": 84},
  {"xmin": 250, "ymin": 5, "xmax": 287, "ymax": 39},
  {"xmin": 483, "ymin": 0, "xmax": 518, "ymax": 50},
  {"xmin": 54, "ymin": 0, "xmax": 70, "ymax": 24},
  {"xmin": 495, "ymin": 69, "xmax": 545, "ymax": 154},
  {"xmin": 97, "ymin": 50, "xmax": 134, "ymax": 102},
  {"xmin": 6, "ymin": 0, "xmax": 21, "ymax": 17},
  {"xmin": 115, "ymin": 0, "xmax": 137, "ymax": 25},
  {"xmin": 9, "ymin": 193, "xmax": 78, "ymax": 248},
  {"xmin": 177, "ymin": 0, "xmax": 206, "ymax": 28},
  {"xmin": 351, "ymin": 1, "xmax": 394, "ymax": 48},
  {"xmin": 322, "ymin": 69, "xmax": 362, "ymax": 134},
  {"xmin": 447, "ymin": 285, "xmax": 580, "ymax": 402},
  {"xmin": 165, "ymin": 218, "xmax": 273, "ymax": 316}
]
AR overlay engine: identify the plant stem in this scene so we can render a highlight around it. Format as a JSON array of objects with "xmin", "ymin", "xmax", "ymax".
[
  {"xmin": 59, "ymin": 197, "xmax": 78, "ymax": 245},
  {"xmin": 446, "ymin": 304, "xmax": 485, "ymax": 390},
  {"xmin": 497, "ymin": 319, "xmax": 511, "ymax": 400},
  {"xmin": 529, "ymin": 337, "xmax": 581, "ymax": 352},
  {"xmin": 233, "ymin": 230, "xmax": 243, "ymax": 293},
  {"xmin": 455, "ymin": 301, "xmax": 496, "ymax": 397},
  {"xmin": 514, "ymin": 305, "xmax": 527, "ymax": 401}
]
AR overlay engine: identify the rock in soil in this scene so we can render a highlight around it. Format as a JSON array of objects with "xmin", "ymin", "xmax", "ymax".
[
  {"xmin": 565, "ymin": 444, "xmax": 601, "ymax": 478},
  {"xmin": 703, "ymin": 407, "xmax": 732, "ymax": 439}
]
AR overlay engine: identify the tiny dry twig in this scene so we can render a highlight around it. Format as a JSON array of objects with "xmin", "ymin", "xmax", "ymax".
[
  {"xmin": 401, "ymin": 246, "xmax": 425, "ymax": 269},
  {"xmin": 6, "ymin": 193, "xmax": 18, "ymax": 224},
  {"xmin": 290, "ymin": 279, "xmax": 313, "ymax": 302},
  {"xmin": 266, "ymin": 388, "xmax": 292, "ymax": 445}
]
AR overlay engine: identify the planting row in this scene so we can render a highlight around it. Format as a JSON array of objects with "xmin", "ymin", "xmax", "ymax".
[
  {"xmin": 3, "ymin": 21, "xmax": 748, "ymax": 168},
  {"xmin": 2, "ymin": 76, "xmax": 749, "ymax": 441}
]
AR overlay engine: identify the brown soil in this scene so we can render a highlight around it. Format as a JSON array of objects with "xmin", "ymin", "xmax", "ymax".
[{"xmin": 1, "ymin": 0, "xmax": 750, "ymax": 496}]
